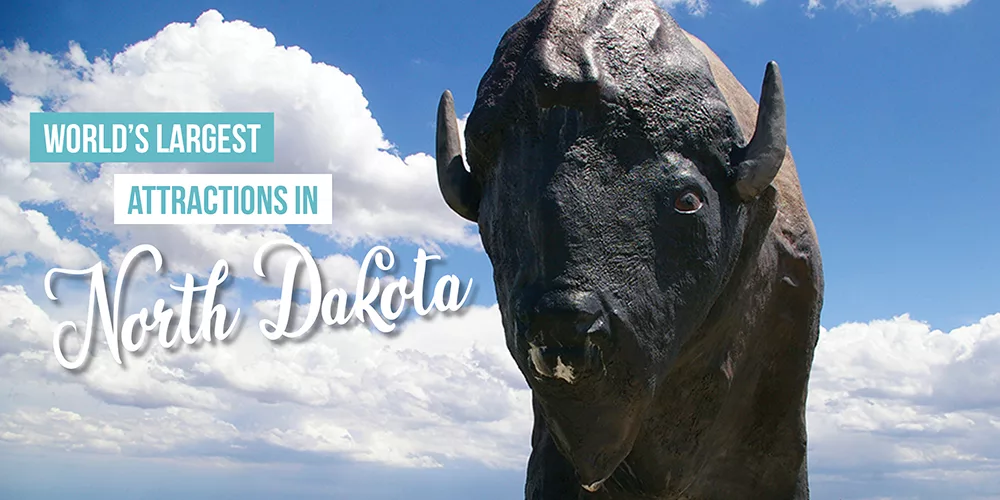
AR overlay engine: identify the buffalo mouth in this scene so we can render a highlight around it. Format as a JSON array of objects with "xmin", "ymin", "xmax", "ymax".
[
  {"xmin": 538, "ymin": 388, "xmax": 646, "ymax": 490},
  {"xmin": 529, "ymin": 354, "xmax": 649, "ymax": 490},
  {"xmin": 510, "ymin": 288, "xmax": 651, "ymax": 488}
]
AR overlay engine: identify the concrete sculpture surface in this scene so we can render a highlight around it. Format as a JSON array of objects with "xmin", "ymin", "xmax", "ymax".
[{"xmin": 435, "ymin": 1, "xmax": 824, "ymax": 497}]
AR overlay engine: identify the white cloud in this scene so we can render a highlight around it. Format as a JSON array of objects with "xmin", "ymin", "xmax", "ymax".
[
  {"xmin": 656, "ymin": 0, "xmax": 972, "ymax": 15},
  {"xmin": 206, "ymin": 300, "xmax": 531, "ymax": 468},
  {"xmin": 656, "ymin": 0, "xmax": 711, "ymax": 16},
  {"xmin": 0, "ymin": 284, "xmax": 530, "ymax": 470},
  {"xmin": 0, "ymin": 285, "xmax": 230, "ymax": 411},
  {"xmin": 846, "ymin": 0, "xmax": 973, "ymax": 14},
  {"xmin": 0, "ymin": 285, "xmax": 56, "ymax": 356},
  {"xmin": 6, "ymin": 274, "xmax": 1000, "ymax": 493},
  {"xmin": 76, "ymin": 353, "xmax": 231, "ymax": 411},
  {"xmin": 808, "ymin": 313, "xmax": 1000, "ymax": 487},
  {"xmin": 0, "ymin": 406, "xmax": 239, "ymax": 454},
  {"xmin": 0, "ymin": 9, "xmax": 477, "ymax": 275},
  {"xmin": 0, "ymin": 196, "xmax": 99, "ymax": 269}
]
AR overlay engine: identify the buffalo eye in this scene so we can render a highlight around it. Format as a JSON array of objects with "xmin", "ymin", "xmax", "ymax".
[{"xmin": 674, "ymin": 190, "xmax": 703, "ymax": 213}]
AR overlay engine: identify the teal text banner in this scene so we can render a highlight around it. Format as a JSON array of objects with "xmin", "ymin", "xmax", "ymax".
[{"xmin": 30, "ymin": 112, "xmax": 275, "ymax": 163}]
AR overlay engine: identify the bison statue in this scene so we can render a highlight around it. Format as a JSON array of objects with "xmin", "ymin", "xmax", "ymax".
[{"xmin": 434, "ymin": 0, "xmax": 824, "ymax": 498}]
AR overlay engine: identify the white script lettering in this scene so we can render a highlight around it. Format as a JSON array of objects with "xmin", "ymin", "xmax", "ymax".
[
  {"xmin": 43, "ymin": 243, "xmax": 474, "ymax": 370},
  {"xmin": 253, "ymin": 242, "xmax": 473, "ymax": 337},
  {"xmin": 44, "ymin": 244, "xmax": 240, "ymax": 370}
]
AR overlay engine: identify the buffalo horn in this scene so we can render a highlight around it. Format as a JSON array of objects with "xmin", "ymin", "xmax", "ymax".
[
  {"xmin": 733, "ymin": 61, "xmax": 787, "ymax": 201},
  {"xmin": 436, "ymin": 90, "xmax": 480, "ymax": 222}
]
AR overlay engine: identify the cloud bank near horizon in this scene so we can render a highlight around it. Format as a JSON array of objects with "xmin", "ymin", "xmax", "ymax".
[{"xmin": 2, "ymin": 280, "xmax": 1000, "ymax": 497}]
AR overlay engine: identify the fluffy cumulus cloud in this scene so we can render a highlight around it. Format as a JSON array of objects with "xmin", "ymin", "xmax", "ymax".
[
  {"xmin": 0, "ymin": 9, "xmax": 477, "ymax": 276},
  {"xmin": 0, "ymin": 285, "xmax": 56, "ymax": 356},
  {"xmin": 0, "ymin": 283, "xmax": 531, "ymax": 470},
  {"xmin": 0, "ymin": 196, "xmax": 98, "ymax": 270},
  {"xmin": 0, "ymin": 406, "xmax": 239, "ymax": 455},
  {"xmin": 807, "ymin": 0, "xmax": 826, "ymax": 14},
  {"xmin": 0, "ymin": 9, "xmax": 521, "ymax": 476},
  {"xmin": 657, "ymin": 0, "xmax": 712, "ymax": 16},
  {"xmin": 808, "ymin": 314, "xmax": 1000, "ymax": 494},
  {"xmin": 656, "ymin": 0, "xmax": 973, "ymax": 15},
  {"xmin": 833, "ymin": 0, "xmax": 973, "ymax": 14}
]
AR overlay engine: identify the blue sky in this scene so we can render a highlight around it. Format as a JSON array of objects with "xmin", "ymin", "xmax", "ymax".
[
  {"xmin": 1, "ymin": 1, "xmax": 998, "ymax": 499},
  {"xmin": 5, "ymin": 0, "xmax": 997, "ymax": 329}
]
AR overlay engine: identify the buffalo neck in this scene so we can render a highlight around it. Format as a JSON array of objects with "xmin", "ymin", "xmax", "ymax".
[{"xmin": 611, "ymin": 187, "xmax": 816, "ymax": 498}]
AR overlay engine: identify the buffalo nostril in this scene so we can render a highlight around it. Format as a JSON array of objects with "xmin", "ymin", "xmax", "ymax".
[
  {"xmin": 519, "ymin": 290, "xmax": 610, "ymax": 381},
  {"xmin": 526, "ymin": 293, "xmax": 607, "ymax": 343},
  {"xmin": 527, "ymin": 309, "xmax": 608, "ymax": 347}
]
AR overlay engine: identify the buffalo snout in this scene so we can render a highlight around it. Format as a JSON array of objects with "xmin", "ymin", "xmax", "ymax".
[{"xmin": 521, "ymin": 290, "xmax": 611, "ymax": 383}]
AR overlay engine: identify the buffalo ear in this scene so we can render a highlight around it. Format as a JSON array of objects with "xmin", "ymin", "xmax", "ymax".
[
  {"xmin": 732, "ymin": 61, "xmax": 787, "ymax": 202},
  {"xmin": 436, "ymin": 90, "xmax": 481, "ymax": 222}
]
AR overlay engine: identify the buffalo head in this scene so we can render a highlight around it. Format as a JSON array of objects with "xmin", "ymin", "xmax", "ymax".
[{"xmin": 435, "ymin": 0, "xmax": 788, "ymax": 489}]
